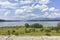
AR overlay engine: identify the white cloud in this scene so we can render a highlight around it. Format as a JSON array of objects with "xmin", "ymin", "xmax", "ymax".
[
  {"xmin": 15, "ymin": 6, "xmax": 33, "ymax": 15},
  {"xmin": 41, "ymin": 7, "xmax": 48, "ymax": 12},
  {"xmin": 39, "ymin": 0, "xmax": 50, "ymax": 4},
  {"xmin": 0, "ymin": 1, "xmax": 17, "ymax": 8},
  {"xmin": 34, "ymin": 4, "xmax": 40, "ymax": 9},
  {"xmin": 40, "ymin": 5, "xmax": 48, "ymax": 10},
  {"xmin": 0, "ymin": 0, "xmax": 60, "ymax": 20},
  {"xmin": 19, "ymin": 0, "xmax": 33, "ymax": 5},
  {"xmin": 26, "ymin": 13, "xmax": 39, "ymax": 18},
  {"xmin": 19, "ymin": 0, "xmax": 50, "ymax": 5},
  {"xmin": 47, "ymin": 13, "xmax": 60, "ymax": 18},
  {"xmin": 21, "ymin": 6, "xmax": 33, "ymax": 12},
  {"xmin": 49, "ymin": 7, "xmax": 59, "ymax": 12},
  {"xmin": 15, "ymin": 9, "xmax": 26, "ymax": 15},
  {"xmin": 34, "ymin": 4, "xmax": 48, "ymax": 12}
]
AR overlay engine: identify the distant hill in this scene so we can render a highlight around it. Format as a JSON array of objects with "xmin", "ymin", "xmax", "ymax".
[
  {"xmin": 0, "ymin": 19, "xmax": 5, "ymax": 22},
  {"xmin": 0, "ymin": 18, "xmax": 60, "ymax": 22}
]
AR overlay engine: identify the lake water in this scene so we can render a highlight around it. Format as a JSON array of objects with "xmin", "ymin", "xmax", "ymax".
[{"xmin": 0, "ymin": 21, "xmax": 60, "ymax": 27}]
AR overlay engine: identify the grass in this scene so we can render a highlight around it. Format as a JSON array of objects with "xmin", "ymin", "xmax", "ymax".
[{"xmin": 0, "ymin": 26, "xmax": 60, "ymax": 36}]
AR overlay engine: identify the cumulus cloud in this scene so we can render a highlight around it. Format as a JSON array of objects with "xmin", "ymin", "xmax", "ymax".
[
  {"xmin": 12, "ymin": 0, "xmax": 60, "ymax": 19},
  {"xmin": 21, "ymin": 6, "xmax": 33, "ymax": 12},
  {"xmin": 0, "ymin": 0, "xmax": 60, "ymax": 20},
  {"xmin": 15, "ymin": 6, "xmax": 34, "ymax": 15},
  {"xmin": 15, "ymin": 9, "xmax": 26, "ymax": 15},
  {"xmin": 47, "ymin": 13, "xmax": 60, "ymax": 18},
  {"xmin": 27, "ymin": 13, "xmax": 37, "ymax": 17},
  {"xmin": 0, "ymin": 1, "xmax": 17, "ymax": 8},
  {"xmin": 49, "ymin": 7, "xmax": 59, "ymax": 12},
  {"xmin": 35, "ymin": 0, "xmax": 50, "ymax": 4},
  {"xmin": 19, "ymin": 0, "xmax": 33, "ymax": 5},
  {"xmin": 34, "ymin": 4, "xmax": 48, "ymax": 12}
]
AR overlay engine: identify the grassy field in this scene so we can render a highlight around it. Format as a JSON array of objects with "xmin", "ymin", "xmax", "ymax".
[{"xmin": 0, "ymin": 26, "xmax": 60, "ymax": 36}]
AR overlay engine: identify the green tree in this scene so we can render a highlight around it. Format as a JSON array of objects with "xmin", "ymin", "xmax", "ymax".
[
  {"xmin": 25, "ymin": 23, "xmax": 30, "ymax": 28},
  {"xmin": 57, "ymin": 23, "xmax": 60, "ymax": 28},
  {"xmin": 31, "ymin": 23, "xmax": 43, "ymax": 28},
  {"xmin": 56, "ymin": 23, "xmax": 60, "ymax": 32},
  {"xmin": 25, "ymin": 23, "xmax": 30, "ymax": 33}
]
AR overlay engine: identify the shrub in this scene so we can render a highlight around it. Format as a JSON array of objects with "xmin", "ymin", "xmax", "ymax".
[
  {"xmin": 45, "ymin": 30, "xmax": 51, "ymax": 32},
  {"xmin": 15, "ymin": 32, "xmax": 19, "ymax": 35},
  {"xmin": 12, "ymin": 30, "xmax": 16, "ymax": 34},
  {"xmin": 7, "ymin": 30, "xmax": 11, "ymax": 35},
  {"xmin": 45, "ymin": 33, "xmax": 51, "ymax": 36},
  {"xmin": 25, "ymin": 29, "xmax": 31, "ymax": 33},
  {"xmin": 40, "ymin": 28, "xmax": 44, "ymax": 32}
]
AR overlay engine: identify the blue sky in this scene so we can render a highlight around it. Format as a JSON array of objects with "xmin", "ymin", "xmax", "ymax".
[{"xmin": 0, "ymin": 0, "xmax": 60, "ymax": 20}]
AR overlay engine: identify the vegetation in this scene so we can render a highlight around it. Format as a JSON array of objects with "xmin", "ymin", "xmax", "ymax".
[{"xmin": 0, "ymin": 23, "xmax": 60, "ymax": 36}]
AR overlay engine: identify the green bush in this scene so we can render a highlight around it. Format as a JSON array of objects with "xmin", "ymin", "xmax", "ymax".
[
  {"xmin": 25, "ymin": 29, "xmax": 31, "ymax": 33},
  {"xmin": 45, "ymin": 33, "xmax": 51, "ymax": 36},
  {"xmin": 40, "ymin": 28, "xmax": 44, "ymax": 32},
  {"xmin": 7, "ymin": 30, "xmax": 11, "ymax": 35},
  {"xmin": 45, "ymin": 30, "xmax": 51, "ymax": 32},
  {"xmin": 12, "ymin": 30, "xmax": 16, "ymax": 34}
]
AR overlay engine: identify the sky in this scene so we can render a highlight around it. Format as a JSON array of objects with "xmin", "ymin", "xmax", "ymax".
[{"xmin": 0, "ymin": 0, "xmax": 60, "ymax": 20}]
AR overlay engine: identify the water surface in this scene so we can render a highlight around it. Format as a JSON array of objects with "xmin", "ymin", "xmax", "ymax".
[{"xmin": 0, "ymin": 21, "xmax": 60, "ymax": 27}]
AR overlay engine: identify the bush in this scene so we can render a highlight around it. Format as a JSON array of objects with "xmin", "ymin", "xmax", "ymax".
[
  {"xmin": 7, "ymin": 30, "xmax": 11, "ymax": 35},
  {"xmin": 12, "ymin": 30, "xmax": 16, "ymax": 34},
  {"xmin": 25, "ymin": 29, "xmax": 31, "ymax": 33},
  {"xmin": 40, "ymin": 28, "xmax": 44, "ymax": 32},
  {"xmin": 45, "ymin": 33, "xmax": 51, "ymax": 36},
  {"xmin": 13, "ymin": 32, "xmax": 19, "ymax": 35},
  {"xmin": 45, "ymin": 30, "xmax": 51, "ymax": 32}
]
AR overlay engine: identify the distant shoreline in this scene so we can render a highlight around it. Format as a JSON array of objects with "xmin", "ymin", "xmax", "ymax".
[{"xmin": 0, "ymin": 20, "xmax": 60, "ymax": 22}]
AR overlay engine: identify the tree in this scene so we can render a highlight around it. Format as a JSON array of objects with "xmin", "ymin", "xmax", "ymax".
[
  {"xmin": 31, "ymin": 23, "xmax": 43, "ymax": 28},
  {"xmin": 57, "ymin": 23, "xmax": 60, "ymax": 28},
  {"xmin": 56, "ymin": 23, "xmax": 60, "ymax": 32},
  {"xmin": 25, "ymin": 23, "xmax": 30, "ymax": 28},
  {"xmin": 31, "ymin": 23, "xmax": 43, "ymax": 32},
  {"xmin": 25, "ymin": 23, "xmax": 30, "ymax": 33}
]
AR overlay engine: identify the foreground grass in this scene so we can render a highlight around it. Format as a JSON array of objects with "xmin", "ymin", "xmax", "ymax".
[{"xmin": 0, "ymin": 26, "xmax": 60, "ymax": 36}]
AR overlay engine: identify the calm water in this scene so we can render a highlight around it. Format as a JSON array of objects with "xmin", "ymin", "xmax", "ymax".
[{"xmin": 0, "ymin": 21, "xmax": 60, "ymax": 27}]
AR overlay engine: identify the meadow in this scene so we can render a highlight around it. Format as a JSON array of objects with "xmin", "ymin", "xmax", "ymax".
[{"xmin": 0, "ymin": 23, "xmax": 60, "ymax": 36}]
